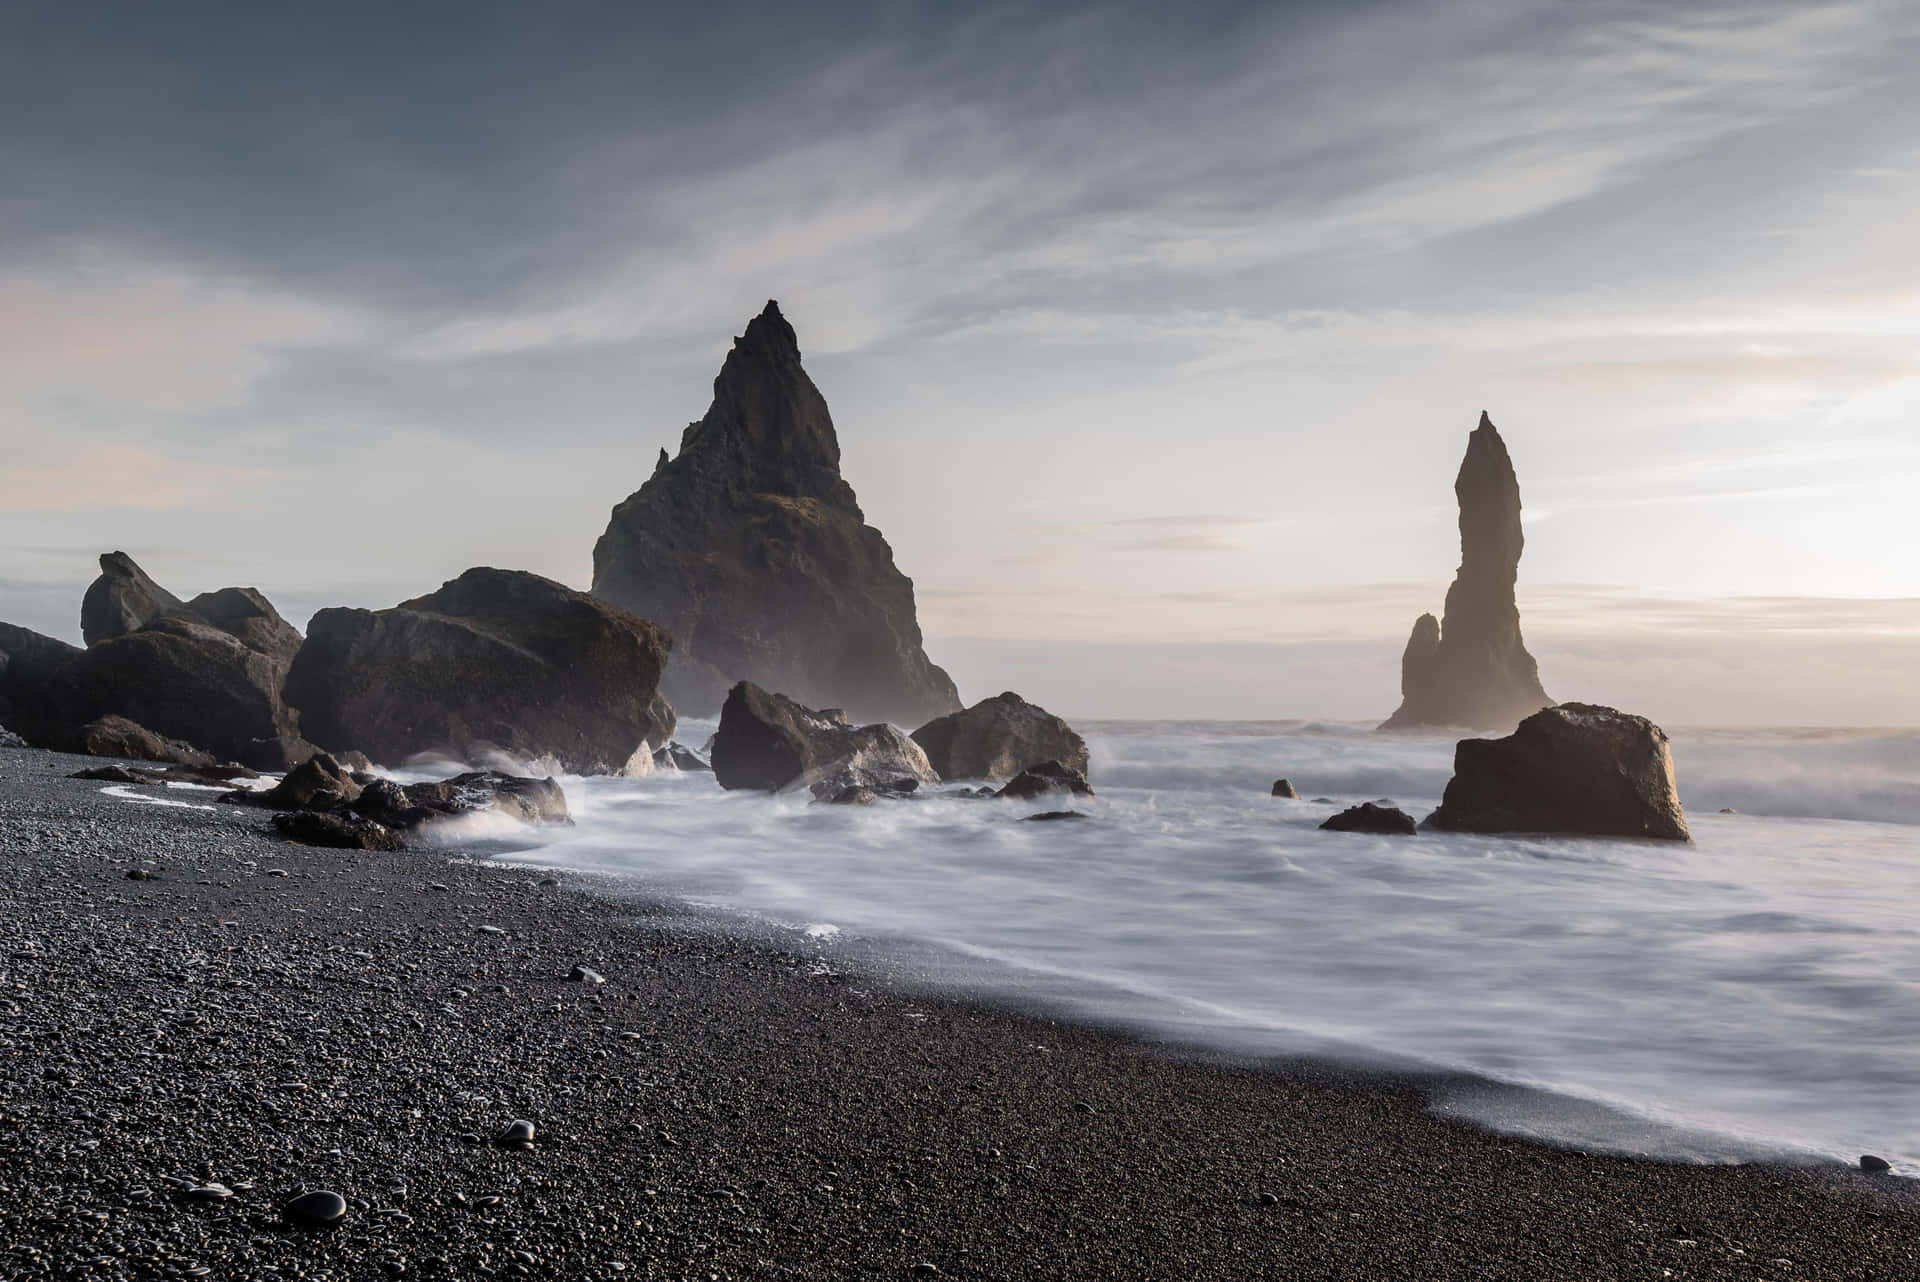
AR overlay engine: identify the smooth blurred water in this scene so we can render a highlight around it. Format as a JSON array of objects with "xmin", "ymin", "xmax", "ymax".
[{"xmin": 489, "ymin": 719, "xmax": 1920, "ymax": 1170}]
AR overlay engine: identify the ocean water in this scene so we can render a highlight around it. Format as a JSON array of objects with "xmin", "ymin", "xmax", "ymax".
[{"xmin": 481, "ymin": 720, "xmax": 1920, "ymax": 1171}]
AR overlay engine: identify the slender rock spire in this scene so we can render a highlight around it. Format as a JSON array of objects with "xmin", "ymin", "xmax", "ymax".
[{"xmin": 1381, "ymin": 412, "xmax": 1551, "ymax": 732}]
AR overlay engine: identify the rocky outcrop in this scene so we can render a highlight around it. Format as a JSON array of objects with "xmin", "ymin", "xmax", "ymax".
[
  {"xmin": 1320, "ymin": 802, "xmax": 1418, "ymax": 835},
  {"xmin": 1424, "ymin": 703, "xmax": 1691, "ymax": 841},
  {"xmin": 591, "ymin": 302, "xmax": 960, "ymax": 727},
  {"xmin": 223, "ymin": 759, "xmax": 573, "ymax": 849},
  {"xmin": 49, "ymin": 613, "xmax": 310, "ymax": 768},
  {"xmin": 180, "ymin": 587, "xmax": 303, "ymax": 666},
  {"xmin": 81, "ymin": 551, "xmax": 182, "ymax": 645},
  {"xmin": 652, "ymin": 741, "xmax": 712, "ymax": 772},
  {"xmin": 996, "ymin": 760, "xmax": 1094, "ymax": 802},
  {"xmin": 1382, "ymin": 413, "xmax": 1551, "ymax": 733},
  {"xmin": 711, "ymin": 681, "xmax": 937, "ymax": 795},
  {"xmin": 911, "ymin": 692, "xmax": 1087, "ymax": 782},
  {"xmin": 284, "ymin": 567, "xmax": 674, "ymax": 774},
  {"xmin": 0, "ymin": 621, "xmax": 82, "ymax": 737},
  {"xmin": 1271, "ymin": 778, "xmax": 1298, "ymax": 799},
  {"xmin": 74, "ymin": 715, "xmax": 217, "ymax": 767}
]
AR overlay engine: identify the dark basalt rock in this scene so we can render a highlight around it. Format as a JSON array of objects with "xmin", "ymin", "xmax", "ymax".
[
  {"xmin": 1024, "ymin": 810, "xmax": 1091, "ymax": 822},
  {"xmin": 81, "ymin": 551, "xmax": 182, "ymax": 645},
  {"xmin": 1271, "ymin": 778, "xmax": 1298, "ymax": 799},
  {"xmin": 282, "ymin": 1189, "xmax": 349, "ymax": 1230},
  {"xmin": 591, "ymin": 302, "xmax": 960, "ymax": 727},
  {"xmin": 814, "ymin": 774, "xmax": 921, "ymax": 805},
  {"xmin": 285, "ymin": 567, "xmax": 674, "ymax": 775},
  {"xmin": 711, "ymin": 681, "xmax": 937, "ymax": 794},
  {"xmin": 272, "ymin": 809, "xmax": 406, "ymax": 851},
  {"xmin": 1382, "ymin": 413, "xmax": 1551, "ymax": 733},
  {"xmin": 995, "ymin": 760, "xmax": 1094, "ymax": 802},
  {"xmin": 180, "ymin": 586, "xmax": 304, "ymax": 666},
  {"xmin": 0, "ymin": 621, "xmax": 83, "ymax": 740},
  {"xmin": 1320, "ymin": 803, "xmax": 1418, "ymax": 835},
  {"xmin": 222, "ymin": 751, "xmax": 363, "ymax": 811},
  {"xmin": 912, "ymin": 692, "xmax": 1088, "ymax": 782},
  {"xmin": 48, "ymin": 613, "xmax": 310, "ymax": 769},
  {"xmin": 73, "ymin": 715, "xmax": 216, "ymax": 767},
  {"xmin": 1424, "ymin": 703, "xmax": 1691, "ymax": 841}
]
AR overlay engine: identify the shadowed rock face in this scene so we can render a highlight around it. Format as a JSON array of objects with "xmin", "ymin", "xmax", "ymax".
[
  {"xmin": 82, "ymin": 552, "xmax": 183, "ymax": 645},
  {"xmin": 1425, "ymin": 703, "xmax": 1691, "ymax": 841},
  {"xmin": 912, "ymin": 692, "xmax": 1088, "ymax": 782},
  {"xmin": 591, "ymin": 301, "xmax": 960, "ymax": 727},
  {"xmin": 711, "ymin": 681, "xmax": 936, "ymax": 795},
  {"xmin": 285, "ymin": 567, "xmax": 674, "ymax": 774},
  {"xmin": 1382, "ymin": 413, "xmax": 1550, "ymax": 733}
]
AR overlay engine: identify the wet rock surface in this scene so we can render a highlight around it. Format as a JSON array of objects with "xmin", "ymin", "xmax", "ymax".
[
  {"xmin": 286, "ymin": 567, "xmax": 674, "ymax": 776},
  {"xmin": 712, "ymin": 681, "xmax": 937, "ymax": 795},
  {"xmin": 1, "ymin": 748, "xmax": 1913, "ymax": 1279},
  {"xmin": 1382, "ymin": 414, "xmax": 1552, "ymax": 733},
  {"xmin": 995, "ymin": 760, "xmax": 1095, "ymax": 802},
  {"xmin": 591, "ymin": 302, "xmax": 960, "ymax": 726},
  {"xmin": 1319, "ymin": 802, "xmax": 1419, "ymax": 836},
  {"xmin": 912, "ymin": 691, "xmax": 1088, "ymax": 782},
  {"xmin": 1425, "ymin": 703, "xmax": 1693, "ymax": 841}
]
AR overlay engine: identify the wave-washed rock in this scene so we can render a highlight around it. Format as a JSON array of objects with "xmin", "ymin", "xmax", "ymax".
[{"xmin": 711, "ymin": 681, "xmax": 936, "ymax": 799}]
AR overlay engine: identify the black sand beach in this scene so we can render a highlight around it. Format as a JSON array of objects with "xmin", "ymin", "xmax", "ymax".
[{"xmin": 2, "ymin": 745, "xmax": 1914, "ymax": 1281}]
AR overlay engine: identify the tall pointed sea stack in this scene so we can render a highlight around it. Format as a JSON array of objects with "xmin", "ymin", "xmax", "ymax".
[
  {"xmin": 1381, "ymin": 412, "xmax": 1551, "ymax": 732},
  {"xmin": 591, "ymin": 302, "xmax": 961, "ymax": 726}
]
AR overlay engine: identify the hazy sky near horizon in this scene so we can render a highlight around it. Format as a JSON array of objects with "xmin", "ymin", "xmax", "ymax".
[{"xmin": 2, "ymin": 0, "xmax": 1917, "ymax": 723}]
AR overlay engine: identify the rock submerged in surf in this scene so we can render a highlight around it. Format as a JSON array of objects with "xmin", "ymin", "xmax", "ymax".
[
  {"xmin": 995, "ymin": 760, "xmax": 1094, "ymax": 802},
  {"xmin": 911, "ymin": 691, "xmax": 1088, "ymax": 782},
  {"xmin": 1319, "ymin": 802, "xmax": 1418, "ymax": 835},
  {"xmin": 711, "ymin": 681, "xmax": 937, "ymax": 796},
  {"xmin": 1271, "ymin": 778, "xmax": 1298, "ymax": 798},
  {"xmin": 1425, "ymin": 702, "xmax": 1691, "ymax": 841}
]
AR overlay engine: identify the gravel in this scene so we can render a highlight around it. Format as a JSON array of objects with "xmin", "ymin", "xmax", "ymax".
[{"xmin": 1, "ymin": 743, "xmax": 1915, "ymax": 1279}]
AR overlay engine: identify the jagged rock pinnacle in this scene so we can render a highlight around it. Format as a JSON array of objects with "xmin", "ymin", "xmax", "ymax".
[
  {"xmin": 591, "ymin": 304, "xmax": 961, "ymax": 726},
  {"xmin": 1381, "ymin": 413, "xmax": 1551, "ymax": 733}
]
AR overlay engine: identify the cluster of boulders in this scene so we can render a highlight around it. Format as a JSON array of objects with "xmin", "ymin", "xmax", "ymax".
[
  {"xmin": 221, "ymin": 750, "xmax": 573, "ymax": 850},
  {"xmin": 0, "ymin": 555, "xmax": 677, "ymax": 780},
  {"xmin": 711, "ymin": 682, "xmax": 1093, "ymax": 805}
]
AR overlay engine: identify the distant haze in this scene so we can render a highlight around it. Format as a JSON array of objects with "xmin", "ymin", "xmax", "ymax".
[{"xmin": 2, "ymin": 1, "xmax": 1916, "ymax": 725}]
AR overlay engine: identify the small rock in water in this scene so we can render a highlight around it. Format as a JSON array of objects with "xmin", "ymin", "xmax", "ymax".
[
  {"xmin": 494, "ymin": 1119, "xmax": 536, "ymax": 1149},
  {"xmin": 568, "ymin": 965, "xmax": 606, "ymax": 985},
  {"xmin": 1320, "ymin": 802, "xmax": 1419, "ymax": 836},
  {"xmin": 1860, "ymin": 1154, "xmax": 1892, "ymax": 1174},
  {"xmin": 283, "ymin": 1189, "xmax": 349, "ymax": 1229},
  {"xmin": 1719, "ymin": 807, "xmax": 1737, "ymax": 815},
  {"xmin": 1023, "ymin": 810, "xmax": 1089, "ymax": 822},
  {"xmin": 1271, "ymin": 778, "xmax": 1298, "ymax": 799}
]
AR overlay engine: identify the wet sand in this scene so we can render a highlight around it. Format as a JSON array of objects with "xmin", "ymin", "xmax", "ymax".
[{"xmin": 0, "ymin": 745, "xmax": 1914, "ymax": 1280}]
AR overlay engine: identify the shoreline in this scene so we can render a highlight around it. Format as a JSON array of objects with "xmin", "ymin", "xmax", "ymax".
[{"xmin": 2, "ymin": 745, "xmax": 1915, "ymax": 1280}]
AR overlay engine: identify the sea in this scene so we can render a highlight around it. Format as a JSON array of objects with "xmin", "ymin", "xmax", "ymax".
[{"xmin": 460, "ymin": 719, "xmax": 1919, "ymax": 1173}]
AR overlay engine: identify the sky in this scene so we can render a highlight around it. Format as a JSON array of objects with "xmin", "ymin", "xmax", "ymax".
[{"xmin": 2, "ymin": 0, "xmax": 1916, "ymax": 724}]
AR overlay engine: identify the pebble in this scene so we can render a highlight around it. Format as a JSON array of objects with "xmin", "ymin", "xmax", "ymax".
[
  {"xmin": 495, "ymin": 1119, "xmax": 537, "ymax": 1149},
  {"xmin": 124, "ymin": 868, "xmax": 150, "ymax": 880},
  {"xmin": 283, "ymin": 1189, "xmax": 349, "ymax": 1229},
  {"xmin": 1860, "ymin": 1154, "xmax": 1892, "ymax": 1174},
  {"xmin": 477, "ymin": 925, "xmax": 505, "ymax": 935},
  {"xmin": 568, "ymin": 965, "xmax": 606, "ymax": 984},
  {"xmin": 185, "ymin": 1183, "xmax": 235, "ymax": 1201}
]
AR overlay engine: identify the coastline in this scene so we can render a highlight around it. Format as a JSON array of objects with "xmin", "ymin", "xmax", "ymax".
[{"xmin": 2, "ymin": 746, "xmax": 1915, "ymax": 1280}]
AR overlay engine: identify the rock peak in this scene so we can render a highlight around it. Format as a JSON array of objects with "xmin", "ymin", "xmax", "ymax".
[
  {"xmin": 592, "ymin": 306, "xmax": 961, "ymax": 726},
  {"xmin": 1381, "ymin": 412, "xmax": 1549, "ymax": 732}
]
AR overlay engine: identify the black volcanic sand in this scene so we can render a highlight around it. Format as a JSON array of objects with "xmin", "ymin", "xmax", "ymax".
[{"xmin": 1, "ymin": 747, "xmax": 1914, "ymax": 1281}]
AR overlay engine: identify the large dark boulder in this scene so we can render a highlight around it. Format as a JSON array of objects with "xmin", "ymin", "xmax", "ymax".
[
  {"xmin": 284, "ymin": 567, "xmax": 674, "ymax": 775},
  {"xmin": 1382, "ymin": 413, "xmax": 1551, "ymax": 733},
  {"xmin": 591, "ymin": 302, "xmax": 961, "ymax": 727},
  {"xmin": 1425, "ymin": 703, "xmax": 1692, "ymax": 841},
  {"xmin": 912, "ymin": 692, "xmax": 1087, "ymax": 782},
  {"xmin": 711, "ymin": 681, "xmax": 937, "ymax": 794},
  {"xmin": 81, "ymin": 551, "xmax": 182, "ymax": 645},
  {"xmin": 0, "ymin": 621, "xmax": 82, "ymax": 737},
  {"xmin": 222, "ymin": 751, "xmax": 364, "ymax": 810},
  {"xmin": 181, "ymin": 587, "xmax": 303, "ymax": 665},
  {"xmin": 47, "ymin": 614, "xmax": 309, "ymax": 768}
]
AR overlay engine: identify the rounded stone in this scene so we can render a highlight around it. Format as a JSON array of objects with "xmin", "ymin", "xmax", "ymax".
[
  {"xmin": 1861, "ymin": 1154, "xmax": 1892, "ymax": 1174},
  {"xmin": 284, "ymin": 1189, "xmax": 349, "ymax": 1229},
  {"xmin": 495, "ymin": 1119, "xmax": 536, "ymax": 1148}
]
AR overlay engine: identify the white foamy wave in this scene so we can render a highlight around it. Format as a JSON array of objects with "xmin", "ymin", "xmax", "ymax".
[{"xmin": 491, "ymin": 720, "xmax": 1920, "ymax": 1171}]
